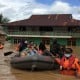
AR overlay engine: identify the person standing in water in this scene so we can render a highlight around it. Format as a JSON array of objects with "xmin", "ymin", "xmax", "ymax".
[{"xmin": 55, "ymin": 48, "xmax": 80, "ymax": 78}]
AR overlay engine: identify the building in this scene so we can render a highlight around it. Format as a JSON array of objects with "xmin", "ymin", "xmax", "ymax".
[{"xmin": 2, "ymin": 14, "xmax": 80, "ymax": 46}]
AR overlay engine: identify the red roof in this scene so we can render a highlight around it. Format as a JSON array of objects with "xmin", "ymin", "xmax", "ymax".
[{"xmin": 4, "ymin": 14, "xmax": 80, "ymax": 26}]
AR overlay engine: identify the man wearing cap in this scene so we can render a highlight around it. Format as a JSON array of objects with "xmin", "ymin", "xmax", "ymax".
[{"xmin": 55, "ymin": 48, "xmax": 80, "ymax": 78}]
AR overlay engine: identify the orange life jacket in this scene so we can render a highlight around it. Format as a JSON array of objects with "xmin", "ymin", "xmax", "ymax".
[
  {"xmin": 60, "ymin": 55, "xmax": 75, "ymax": 69},
  {"xmin": 55, "ymin": 55, "xmax": 80, "ymax": 76}
]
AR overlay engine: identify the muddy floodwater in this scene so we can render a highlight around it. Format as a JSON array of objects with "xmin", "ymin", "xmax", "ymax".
[{"xmin": 0, "ymin": 42, "xmax": 80, "ymax": 80}]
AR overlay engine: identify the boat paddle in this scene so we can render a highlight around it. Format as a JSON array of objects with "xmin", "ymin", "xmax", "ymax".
[{"xmin": 4, "ymin": 51, "xmax": 14, "ymax": 56}]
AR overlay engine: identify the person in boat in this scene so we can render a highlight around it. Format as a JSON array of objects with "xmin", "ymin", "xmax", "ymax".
[
  {"xmin": 38, "ymin": 41, "xmax": 46, "ymax": 55},
  {"xmin": 20, "ymin": 43, "xmax": 38, "ymax": 57},
  {"xmin": 39, "ymin": 41, "xmax": 46, "ymax": 51},
  {"xmin": 55, "ymin": 48, "xmax": 80, "ymax": 78},
  {"xmin": 33, "ymin": 43, "xmax": 38, "ymax": 51},
  {"xmin": 59, "ymin": 45, "xmax": 66, "ymax": 58},
  {"xmin": 27, "ymin": 45, "xmax": 38, "ymax": 56},
  {"xmin": 50, "ymin": 39, "xmax": 62, "ymax": 58},
  {"xmin": 38, "ymin": 41, "xmax": 52, "ymax": 56},
  {"xmin": 29, "ymin": 41, "xmax": 38, "ymax": 51},
  {"xmin": 16, "ymin": 40, "xmax": 28, "ymax": 52}
]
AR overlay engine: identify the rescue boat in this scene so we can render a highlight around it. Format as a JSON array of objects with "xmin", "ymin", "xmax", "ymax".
[{"xmin": 10, "ymin": 54, "xmax": 55, "ymax": 70}]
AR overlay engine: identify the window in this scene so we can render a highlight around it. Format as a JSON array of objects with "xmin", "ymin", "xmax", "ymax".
[
  {"xmin": 19, "ymin": 26, "xmax": 26, "ymax": 31},
  {"xmin": 68, "ymin": 27, "xmax": 77, "ymax": 32},
  {"xmin": 39, "ymin": 27, "xmax": 53, "ymax": 32}
]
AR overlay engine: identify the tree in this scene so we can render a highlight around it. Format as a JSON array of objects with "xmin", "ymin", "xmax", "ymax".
[
  {"xmin": 0, "ymin": 13, "xmax": 10, "ymax": 23},
  {"xmin": 0, "ymin": 13, "xmax": 10, "ymax": 42}
]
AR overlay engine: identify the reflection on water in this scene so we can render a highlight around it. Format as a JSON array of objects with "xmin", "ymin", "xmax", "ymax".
[{"xmin": 0, "ymin": 45, "xmax": 80, "ymax": 80}]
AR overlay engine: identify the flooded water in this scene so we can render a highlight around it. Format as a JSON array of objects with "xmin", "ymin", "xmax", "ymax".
[{"xmin": 0, "ymin": 42, "xmax": 80, "ymax": 80}]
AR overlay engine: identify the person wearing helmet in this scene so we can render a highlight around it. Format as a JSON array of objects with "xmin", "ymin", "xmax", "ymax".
[{"xmin": 55, "ymin": 48, "xmax": 80, "ymax": 78}]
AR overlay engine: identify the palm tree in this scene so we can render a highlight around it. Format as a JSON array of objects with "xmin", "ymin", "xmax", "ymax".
[{"xmin": 0, "ymin": 13, "xmax": 10, "ymax": 23}]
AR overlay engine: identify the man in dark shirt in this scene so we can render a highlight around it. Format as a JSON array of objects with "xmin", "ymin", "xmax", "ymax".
[{"xmin": 50, "ymin": 39, "xmax": 62, "ymax": 58}]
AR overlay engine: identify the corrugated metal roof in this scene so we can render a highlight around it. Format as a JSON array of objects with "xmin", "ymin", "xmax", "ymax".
[{"xmin": 3, "ymin": 14, "xmax": 80, "ymax": 26}]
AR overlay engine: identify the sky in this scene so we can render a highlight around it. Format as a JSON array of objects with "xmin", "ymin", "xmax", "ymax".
[{"xmin": 0, "ymin": 0, "xmax": 80, "ymax": 22}]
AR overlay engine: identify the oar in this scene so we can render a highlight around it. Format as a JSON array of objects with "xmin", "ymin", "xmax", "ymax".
[{"xmin": 4, "ymin": 51, "xmax": 14, "ymax": 56}]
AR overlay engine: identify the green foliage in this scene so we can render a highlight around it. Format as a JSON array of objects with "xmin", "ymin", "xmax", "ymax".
[{"xmin": 0, "ymin": 13, "xmax": 10, "ymax": 23}]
